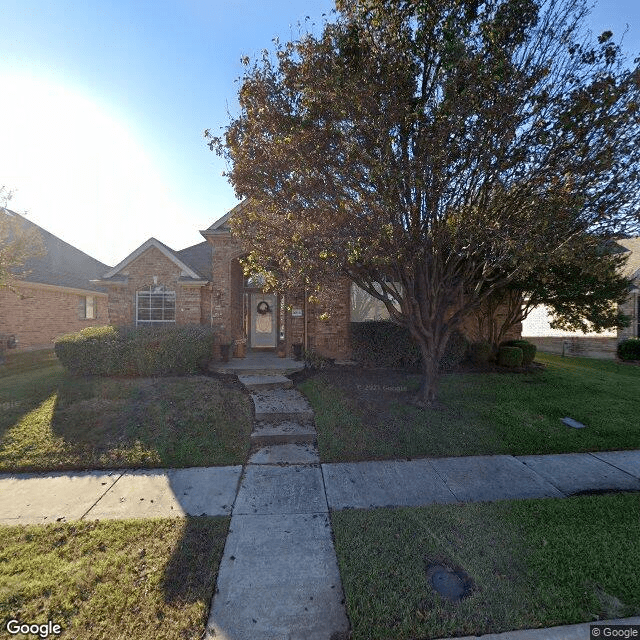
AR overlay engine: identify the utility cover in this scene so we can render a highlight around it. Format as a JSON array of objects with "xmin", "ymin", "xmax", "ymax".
[
  {"xmin": 562, "ymin": 417, "xmax": 586, "ymax": 429},
  {"xmin": 426, "ymin": 564, "xmax": 472, "ymax": 602}
]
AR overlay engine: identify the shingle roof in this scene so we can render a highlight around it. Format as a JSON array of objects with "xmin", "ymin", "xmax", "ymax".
[
  {"xmin": 176, "ymin": 241, "xmax": 213, "ymax": 281},
  {"xmin": 202, "ymin": 199, "xmax": 248, "ymax": 235},
  {"xmin": 2, "ymin": 208, "xmax": 111, "ymax": 293},
  {"xmin": 616, "ymin": 237, "xmax": 640, "ymax": 280}
]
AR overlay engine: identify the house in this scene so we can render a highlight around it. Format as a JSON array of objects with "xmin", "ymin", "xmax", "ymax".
[
  {"xmin": 94, "ymin": 201, "xmax": 353, "ymax": 361},
  {"xmin": 521, "ymin": 237, "xmax": 640, "ymax": 359},
  {"xmin": 0, "ymin": 209, "xmax": 110, "ymax": 350},
  {"xmin": 96, "ymin": 201, "xmax": 524, "ymax": 362}
]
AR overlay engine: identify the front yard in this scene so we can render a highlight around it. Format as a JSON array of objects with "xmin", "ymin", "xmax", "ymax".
[
  {"xmin": 0, "ymin": 516, "xmax": 229, "ymax": 640},
  {"xmin": 0, "ymin": 350, "xmax": 252, "ymax": 472},
  {"xmin": 332, "ymin": 492, "xmax": 640, "ymax": 640},
  {"xmin": 297, "ymin": 352, "xmax": 640, "ymax": 462}
]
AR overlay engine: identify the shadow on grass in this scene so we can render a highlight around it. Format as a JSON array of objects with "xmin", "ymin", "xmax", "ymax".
[
  {"xmin": 161, "ymin": 515, "xmax": 230, "ymax": 605},
  {"xmin": 0, "ymin": 366, "xmax": 252, "ymax": 472}
]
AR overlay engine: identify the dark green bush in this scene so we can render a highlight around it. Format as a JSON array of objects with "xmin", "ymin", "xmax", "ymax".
[
  {"xmin": 498, "ymin": 346, "xmax": 524, "ymax": 367},
  {"xmin": 55, "ymin": 325, "xmax": 216, "ymax": 376},
  {"xmin": 617, "ymin": 338, "xmax": 640, "ymax": 361},
  {"xmin": 501, "ymin": 339, "xmax": 537, "ymax": 365},
  {"xmin": 439, "ymin": 330, "xmax": 469, "ymax": 371},
  {"xmin": 350, "ymin": 322, "xmax": 468, "ymax": 371},
  {"xmin": 468, "ymin": 341, "xmax": 492, "ymax": 365},
  {"xmin": 351, "ymin": 321, "xmax": 421, "ymax": 370}
]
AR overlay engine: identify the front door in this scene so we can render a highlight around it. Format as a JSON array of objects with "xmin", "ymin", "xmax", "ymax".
[{"xmin": 250, "ymin": 293, "xmax": 277, "ymax": 348}]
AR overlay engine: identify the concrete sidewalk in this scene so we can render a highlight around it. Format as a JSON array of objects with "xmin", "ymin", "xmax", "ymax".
[{"xmin": 1, "ymin": 450, "xmax": 639, "ymax": 524}]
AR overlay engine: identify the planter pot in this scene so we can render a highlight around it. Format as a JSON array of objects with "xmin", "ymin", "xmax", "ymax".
[
  {"xmin": 234, "ymin": 342, "xmax": 246, "ymax": 358},
  {"xmin": 220, "ymin": 344, "xmax": 231, "ymax": 363},
  {"xmin": 292, "ymin": 343, "xmax": 303, "ymax": 361}
]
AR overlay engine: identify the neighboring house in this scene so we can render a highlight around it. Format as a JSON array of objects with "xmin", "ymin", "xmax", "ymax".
[
  {"xmin": 0, "ymin": 209, "xmax": 110, "ymax": 350},
  {"xmin": 521, "ymin": 237, "xmax": 640, "ymax": 359},
  {"xmin": 96, "ymin": 201, "xmax": 521, "ymax": 362}
]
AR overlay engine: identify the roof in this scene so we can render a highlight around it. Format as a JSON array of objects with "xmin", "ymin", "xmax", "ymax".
[
  {"xmin": 1, "ymin": 208, "xmax": 111, "ymax": 293},
  {"xmin": 201, "ymin": 199, "xmax": 249, "ymax": 236},
  {"xmin": 176, "ymin": 241, "xmax": 213, "ymax": 281},
  {"xmin": 616, "ymin": 237, "xmax": 640, "ymax": 280},
  {"xmin": 101, "ymin": 238, "xmax": 208, "ymax": 282}
]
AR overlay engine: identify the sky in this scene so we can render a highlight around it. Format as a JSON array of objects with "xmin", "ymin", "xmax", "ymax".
[{"xmin": 1, "ymin": 0, "xmax": 639, "ymax": 267}]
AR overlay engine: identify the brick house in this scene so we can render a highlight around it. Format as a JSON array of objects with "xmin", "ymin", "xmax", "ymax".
[
  {"xmin": 96, "ymin": 201, "xmax": 523, "ymax": 361},
  {"xmin": 95, "ymin": 201, "xmax": 352, "ymax": 360},
  {"xmin": 0, "ymin": 209, "xmax": 110, "ymax": 350},
  {"xmin": 522, "ymin": 237, "xmax": 640, "ymax": 359}
]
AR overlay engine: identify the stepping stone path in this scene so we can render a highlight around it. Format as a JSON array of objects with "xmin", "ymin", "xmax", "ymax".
[{"xmin": 205, "ymin": 374, "xmax": 350, "ymax": 640}]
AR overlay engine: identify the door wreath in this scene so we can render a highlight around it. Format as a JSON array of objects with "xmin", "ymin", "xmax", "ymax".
[{"xmin": 256, "ymin": 301, "xmax": 271, "ymax": 315}]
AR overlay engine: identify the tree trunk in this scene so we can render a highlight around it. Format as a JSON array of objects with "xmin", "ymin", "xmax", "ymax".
[{"xmin": 413, "ymin": 336, "xmax": 448, "ymax": 407}]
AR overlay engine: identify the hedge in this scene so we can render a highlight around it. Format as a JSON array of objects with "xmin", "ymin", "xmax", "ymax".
[
  {"xmin": 498, "ymin": 346, "xmax": 524, "ymax": 367},
  {"xmin": 468, "ymin": 341, "xmax": 492, "ymax": 365},
  {"xmin": 350, "ymin": 321, "xmax": 468, "ymax": 371},
  {"xmin": 501, "ymin": 339, "xmax": 537, "ymax": 365},
  {"xmin": 617, "ymin": 338, "xmax": 640, "ymax": 361},
  {"xmin": 54, "ymin": 325, "xmax": 217, "ymax": 376}
]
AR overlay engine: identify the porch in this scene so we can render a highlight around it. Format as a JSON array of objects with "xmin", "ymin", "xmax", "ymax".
[{"xmin": 209, "ymin": 349, "xmax": 305, "ymax": 376}]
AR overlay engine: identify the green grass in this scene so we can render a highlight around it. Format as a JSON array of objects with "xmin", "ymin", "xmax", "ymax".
[
  {"xmin": 332, "ymin": 493, "xmax": 640, "ymax": 639},
  {"xmin": 299, "ymin": 353, "xmax": 640, "ymax": 462},
  {"xmin": 0, "ymin": 517, "xmax": 228, "ymax": 640},
  {"xmin": 0, "ymin": 350, "xmax": 252, "ymax": 472}
]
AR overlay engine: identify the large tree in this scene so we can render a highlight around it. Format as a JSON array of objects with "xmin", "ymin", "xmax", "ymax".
[{"xmin": 210, "ymin": 0, "xmax": 640, "ymax": 405}]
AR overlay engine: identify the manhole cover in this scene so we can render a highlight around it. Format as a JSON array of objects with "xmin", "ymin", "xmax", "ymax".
[{"xmin": 426, "ymin": 564, "xmax": 472, "ymax": 602}]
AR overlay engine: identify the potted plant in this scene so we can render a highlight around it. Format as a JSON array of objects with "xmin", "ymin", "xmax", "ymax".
[
  {"xmin": 234, "ymin": 338, "xmax": 247, "ymax": 358},
  {"xmin": 218, "ymin": 334, "xmax": 233, "ymax": 363}
]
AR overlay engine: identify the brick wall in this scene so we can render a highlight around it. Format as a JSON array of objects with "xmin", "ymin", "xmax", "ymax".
[
  {"xmin": 206, "ymin": 234, "xmax": 245, "ymax": 339},
  {"xmin": 105, "ymin": 246, "xmax": 204, "ymax": 326},
  {"xmin": 526, "ymin": 336, "xmax": 618, "ymax": 359},
  {"xmin": 0, "ymin": 283, "xmax": 108, "ymax": 350},
  {"xmin": 618, "ymin": 291, "xmax": 639, "ymax": 341}
]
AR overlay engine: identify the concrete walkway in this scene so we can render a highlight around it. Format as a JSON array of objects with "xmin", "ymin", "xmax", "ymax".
[{"xmin": 0, "ymin": 363, "xmax": 639, "ymax": 639}]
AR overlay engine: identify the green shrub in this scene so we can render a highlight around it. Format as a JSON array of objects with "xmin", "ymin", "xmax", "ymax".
[
  {"xmin": 501, "ymin": 339, "xmax": 537, "ymax": 365},
  {"xmin": 350, "ymin": 322, "xmax": 468, "ymax": 371},
  {"xmin": 498, "ymin": 346, "xmax": 524, "ymax": 367},
  {"xmin": 469, "ymin": 341, "xmax": 492, "ymax": 365},
  {"xmin": 439, "ymin": 330, "xmax": 469, "ymax": 371},
  {"xmin": 55, "ymin": 325, "xmax": 216, "ymax": 376},
  {"xmin": 54, "ymin": 325, "xmax": 120, "ymax": 376},
  {"xmin": 350, "ymin": 321, "xmax": 421, "ymax": 370},
  {"xmin": 617, "ymin": 338, "xmax": 640, "ymax": 361}
]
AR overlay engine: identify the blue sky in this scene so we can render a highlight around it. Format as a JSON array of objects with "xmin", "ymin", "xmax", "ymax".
[{"xmin": 1, "ymin": 0, "xmax": 638, "ymax": 266}]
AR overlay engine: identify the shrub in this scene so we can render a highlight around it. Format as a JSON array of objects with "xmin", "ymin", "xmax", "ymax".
[
  {"xmin": 468, "ymin": 341, "xmax": 492, "ymax": 365},
  {"xmin": 54, "ymin": 326, "xmax": 120, "ymax": 376},
  {"xmin": 350, "ymin": 322, "xmax": 468, "ymax": 371},
  {"xmin": 439, "ymin": 330, "xmax": 469, "ymax": 371},
  {"xmin": 617, "ymin": 338, "xmax": 640, "ymax": 361},
  {"xmin": 498, "ymin": 346, "xmax": 523, "ymax": 367},
  {"xmin": 55, "ymin": 325, "xmax": 216, "ymax": 376},
  {"xmin": 350, "ymin": 321, "xmax": 421, "ymax": 370},
  {"xmin": 501, "ymin": 339, "xmax": 537, "ymax": 365}
]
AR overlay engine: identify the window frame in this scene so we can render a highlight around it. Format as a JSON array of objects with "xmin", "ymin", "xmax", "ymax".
[{"xmin": 136, "ymin": 286, "xmax": 176, "ymax": 325}]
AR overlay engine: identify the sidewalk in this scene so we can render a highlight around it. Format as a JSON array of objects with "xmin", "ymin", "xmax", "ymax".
[{"xmin": 1, "ymin": 449, "xmax": 639, "ymax": 525}]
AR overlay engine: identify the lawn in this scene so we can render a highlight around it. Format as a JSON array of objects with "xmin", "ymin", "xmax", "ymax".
[
  {"xmin": 0, "ymin": 516, "xmax": 228, "ymax": 640},
  {"xmin": 332, "ymin": 493, "xmax": 640, "ymax": 640},
  {"xmin": 297, "ymin": 352, "xmax": 640, "ymax": 462},
  {"xmin": 0, "ymin": 350, "xmax": 252, "ymax": 472}
]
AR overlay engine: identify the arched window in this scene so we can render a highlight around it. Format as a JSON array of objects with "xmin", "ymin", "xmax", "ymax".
[{"xmin": 136, "ymin": 285, "xmax": 176, "ymax": 325}]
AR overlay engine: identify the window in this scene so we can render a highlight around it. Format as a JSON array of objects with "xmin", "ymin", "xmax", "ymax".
[
  {"xmin": 136, "ymin": 286, "xmax": 176, "ymax": 324},
  {"xmin": 80, "ymin": 296, "xmax": 95, "ymax": 319}
]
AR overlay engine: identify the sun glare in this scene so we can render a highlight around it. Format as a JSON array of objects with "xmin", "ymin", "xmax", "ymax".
[{"xmin": 0, "ymin": 75, "xmax": 181, "ymax": 264}]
